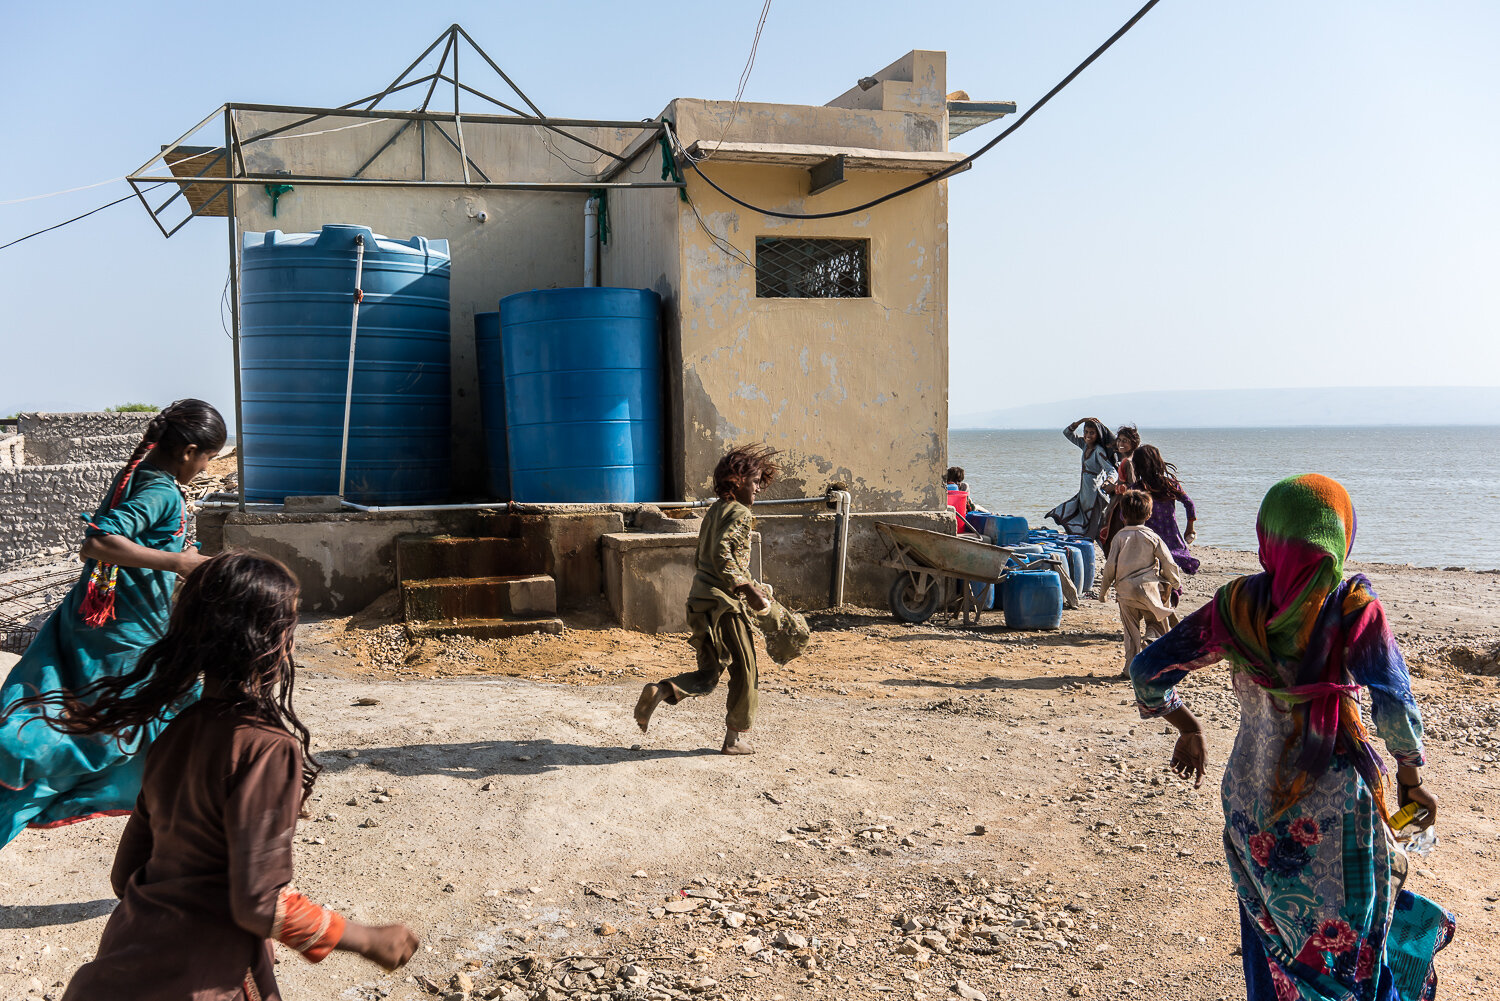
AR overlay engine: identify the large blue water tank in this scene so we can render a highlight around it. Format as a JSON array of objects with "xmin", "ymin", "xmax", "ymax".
[
  {"xmin": 239, "ymin": 224, "xmax": 451, "ymax": 504},
  {"xmin": 500, "ymin": 287, "xmax": 665, "ymax": 502},
  {"xmin": 474, "ymin": 311, "xmax": 510, "ymax": 499}
]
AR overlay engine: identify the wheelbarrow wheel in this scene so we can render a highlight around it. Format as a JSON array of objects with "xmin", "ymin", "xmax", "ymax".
[{"xmin": 889, "ymin": 572, "xmax": 940, "ymax": 624}]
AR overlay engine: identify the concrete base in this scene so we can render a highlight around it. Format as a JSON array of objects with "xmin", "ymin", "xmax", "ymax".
[
  {"xmin": 196, "ymin": 505, "xmax": 953, "ymax": 620},
  {"xmin": 401, "ymin": 574, "xmax": 557, "ymax": 621},
  {"xmin": 197, "ymin": 507, "xmax": 626, "ymax": 615},
  {"xmin": 602, "ymin": 531, "xmax": 763, "ymax": 634},
  {"xmin": 406, "ymin": 617, "xmax": 564, "ymax": 640}
]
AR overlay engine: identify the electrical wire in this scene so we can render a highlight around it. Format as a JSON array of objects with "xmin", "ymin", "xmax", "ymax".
[
  {"xmin": 219, "ymin": 272, "xmax": 233, "ymax": 340},
  {"xmin": 0, "ymin": 182, "xmax": 169, "ymax": 253},
  {"xmin": 0, "ymin": 176, "xmax": 126, "ymax": 206},
  {"xmin": 686, "ymin": 196, "xmax": 755, "ymax": 270},
  {"xmin": 675, "ymin": 0, "xmax": 1161, "ymax": 220},
  {"xmin": 534, "ymin": 125, "xmax": 611, "ymax": 177},
  {"xmin": 243, "ymin": 116, "xmax": 392, "ymax": 143},
  {"xmin": 692, "ymin": 0, "xmax": 773, "ymax": 163}
]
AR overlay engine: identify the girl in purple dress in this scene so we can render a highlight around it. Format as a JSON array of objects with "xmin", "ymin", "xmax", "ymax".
[{"xmin": 1133, "ymin": 445, "xmax": 1199, "ymax": 585}]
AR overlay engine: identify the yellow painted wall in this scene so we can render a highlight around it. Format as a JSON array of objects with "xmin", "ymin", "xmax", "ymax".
[{"xmin": 670, "ymin": 161, "xmax": 949, "ymax": 510}]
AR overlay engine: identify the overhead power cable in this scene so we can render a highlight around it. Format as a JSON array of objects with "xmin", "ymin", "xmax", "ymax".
[
  {"xmin": 0, "ymin": 176, "xmax": 127, "ymax": 206},
  {"xmin": 673, "ymin": 0, "xmax": 1162, "ymax": 221},
  {"xmin": 693, "ymin": 0, "xmax": 774, "ymax": 163},
  {"xmin": 0, "ymin": 182, "xmax": 171, "ymax": 253}
]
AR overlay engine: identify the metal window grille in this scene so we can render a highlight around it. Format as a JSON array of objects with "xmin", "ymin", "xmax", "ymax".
[{"xmin": 755, "ymin": 238, "xmax": 869, "ymax": 298}]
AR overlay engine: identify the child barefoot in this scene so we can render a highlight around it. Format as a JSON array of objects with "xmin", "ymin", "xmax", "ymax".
[
  {"xmin": 635, "ymin": 444, "xmax": 780, "ymax": 754},
  {"xmin": 1096, "ymin": 490, "xmax": 1182, "ymax": 678},
  {"xmin": 5, "ymin": 551, "xmax": 418, "ymax": 999}
]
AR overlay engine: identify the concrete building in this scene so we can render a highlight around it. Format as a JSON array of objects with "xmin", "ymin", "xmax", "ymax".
[{"xmin": 138, "ymin": 31, "xmax": 1013, "ymax": 627}]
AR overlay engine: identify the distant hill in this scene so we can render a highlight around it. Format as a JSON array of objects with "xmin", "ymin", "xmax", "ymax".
[{"xmin": 953, "ymin": 387, "xmax": 1500, "ymax": 429}]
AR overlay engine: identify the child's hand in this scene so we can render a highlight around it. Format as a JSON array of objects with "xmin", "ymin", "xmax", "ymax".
[
  {"xmin": 738, "ymin": 583, "xmax": 771, "ymax": 612},
  {"xmin": 342, "ymin": 922, "xmax": 419, "ymax": 970},
  {"xmin": 1170, "ymin": 732, "xmax": 1206, "ymax": 788}
]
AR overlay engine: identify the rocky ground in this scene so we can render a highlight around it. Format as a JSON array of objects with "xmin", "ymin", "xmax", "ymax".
[{"xmin": 1, "ymin": 547, "xmax": 1497, "ymax": 1001}]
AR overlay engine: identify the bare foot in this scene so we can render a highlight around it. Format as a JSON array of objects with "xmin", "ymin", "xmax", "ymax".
[
  {"xmin": 721, "ymin": 730, "xmax": 755, "ymax": 755},
  {"xmin": 634, "ymin": 684, "xmax": 662, "ymax": 733}
]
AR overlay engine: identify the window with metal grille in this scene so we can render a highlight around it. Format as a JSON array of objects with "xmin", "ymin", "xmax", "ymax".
[{"xmin": 754, "ymin": 238, "xmax": 870, "ymax": 298}]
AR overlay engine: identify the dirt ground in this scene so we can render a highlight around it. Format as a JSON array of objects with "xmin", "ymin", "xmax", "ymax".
[{"xmin": 2, "ymin": 546, "xmax": 1497, "ymax": 1001}]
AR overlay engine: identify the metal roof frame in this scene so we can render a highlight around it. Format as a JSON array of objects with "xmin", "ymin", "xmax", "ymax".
[{"xmin": 124, "ymin": 25, "xmax": 683, "ymax": 511}]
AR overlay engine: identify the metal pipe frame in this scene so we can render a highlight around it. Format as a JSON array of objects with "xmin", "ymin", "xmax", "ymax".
[
  {"xmin": 129, "ymin": 175, "xmax": 682, "ymax": 192},
  {"xmin": 224, "ymin": 109, "xmax": 247, "ymax": 514},
  {"xmin": 338, "ymin": 496, "xmax": 839, "ymax": 515}
]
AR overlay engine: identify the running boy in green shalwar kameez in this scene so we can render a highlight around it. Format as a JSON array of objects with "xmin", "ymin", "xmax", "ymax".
[{"xmin": 634, "ymin": 444, "xmax": 780, "ymax": 755}]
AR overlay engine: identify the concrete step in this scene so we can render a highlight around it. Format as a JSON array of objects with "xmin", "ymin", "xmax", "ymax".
[
  {"xmin": 401, "ymin": 574, "xmax": 557, "ymax": 622},
  {"xmin": 396, "ymin": 535, "xmax": 548, "ymax": 583},
  {"xmin": 405, "ymin": 616, "xmax": 564, "ymax": 640}
]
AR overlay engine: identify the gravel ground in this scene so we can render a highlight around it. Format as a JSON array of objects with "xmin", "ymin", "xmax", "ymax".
[{"xmin": 1, "ymin": 546, "xmax": 1497, "ymax": 1001}]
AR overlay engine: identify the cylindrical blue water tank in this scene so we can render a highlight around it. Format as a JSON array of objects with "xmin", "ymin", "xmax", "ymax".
[
  {"xmin": 1003, "ymin": 571, "xmax": 1063, "ymax": 630},
  {"xmin": 239, "ymin": 224, "xmax": 451, "ymax": 504},
  {"xmin": 474, "ymin": 311, "xmax": 510, "ymax": 500},
  {"xmin": 500, "ymin": 287, "xmax": 665, "ymax": 503},
  {"xmin": 1064, "ymin": 537, "xmax": 1097, "ymax": 592}
]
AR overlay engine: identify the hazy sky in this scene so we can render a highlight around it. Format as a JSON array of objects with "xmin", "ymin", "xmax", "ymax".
[{"xmin": 1, "ymin": 1, "xmax": 1496, "ymax": 420}]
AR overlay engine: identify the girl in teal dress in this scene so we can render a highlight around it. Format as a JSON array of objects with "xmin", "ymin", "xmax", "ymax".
[{"xmin": 0, "ymin": 399, "xmax": 225, "ymax": 847}]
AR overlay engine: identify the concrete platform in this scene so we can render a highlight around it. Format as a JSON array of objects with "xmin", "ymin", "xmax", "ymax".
[
  {"xmin": 404, "ymin": 616, "xmax": 564, "ymax": 640},
  {"xmin": 401, "ymin": 574, "xmax": 557, "ymax": 621},
  {"xmin": 396, "ymin": 535, "xmax": 547, "ymax": 581},
  {"xmin": 602, "ymin": 532, "xmax": 762, "ymax": 634}
]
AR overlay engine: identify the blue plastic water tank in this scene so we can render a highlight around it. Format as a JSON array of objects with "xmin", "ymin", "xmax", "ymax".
[
  {"xmin": 501, "ymin": 287, "xmax": 665, "ymax": 502},
  {"xmin": 474, "ymin": 311, "xmax": 510, "ymax": 499},
  {"xmin": 968, "ymin": 580, "xmax": 998, "ymax": 611},
  {"xmin": 965, "ymin": 511, "xmax": 996, "ymax": 542},
  {"xmin": 1002, "ymin": 571, "xmax": 1063, "ymax": 630},
  {"xmin": 1048, "ymin": 543, "xmax": 1084, "ymax": 591},
  {"xmin": 1064, "ymin": 537, "xmax": 1097, "ymax": 592},
  {"xmin": 993, "ymin": 515, "xmax": 1030, "ymax": 546},
  {"xmin": 239, "ymin": 224, "xmax": 451, "ymax": 504}
]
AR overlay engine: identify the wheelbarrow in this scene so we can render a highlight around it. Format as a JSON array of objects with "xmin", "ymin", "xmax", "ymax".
[{"xmin": 874, "ymin": 522, "xmax": 1079, "ymax": 626}]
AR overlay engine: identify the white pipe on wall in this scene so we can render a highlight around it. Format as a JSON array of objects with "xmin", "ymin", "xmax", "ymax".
[{"xmin": 583, "ymin": 197, "xmax": 599, "ymax": 287}]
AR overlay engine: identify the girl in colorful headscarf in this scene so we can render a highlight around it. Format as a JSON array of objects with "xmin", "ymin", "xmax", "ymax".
[
  {"xmin": 0, "ymin": 399, "xmax": 224, "ymax": 848},
  {"xmin": 1131, "ymin": 474, "xmax": 1453, "ymax": 1001}
]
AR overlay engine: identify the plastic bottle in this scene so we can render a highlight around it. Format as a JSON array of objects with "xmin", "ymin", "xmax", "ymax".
[{"xmin": 1405, "ymin": 826, "xmax": 1439, "ymax": 857}]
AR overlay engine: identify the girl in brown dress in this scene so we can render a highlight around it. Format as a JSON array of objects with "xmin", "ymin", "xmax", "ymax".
[{"xmin": 4, "ymin": 551, "xmax": 417, "ymax": 1000}]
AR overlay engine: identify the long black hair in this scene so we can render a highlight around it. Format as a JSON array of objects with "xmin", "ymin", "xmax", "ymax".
[
  {"xmin": 110, "ymin": 398, "xmax": 226, "ymax": 502},
  {"xmin": 4, "ymin": 550, "xmax": 321, "ymax": 802},
  {"xmin": 1133, "ymin": 444, "xmax": 1182, "ymax": 496}
]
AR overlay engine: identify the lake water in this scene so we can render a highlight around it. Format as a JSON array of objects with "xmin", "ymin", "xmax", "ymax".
[{"xmin": 949, "ymin": 427, "xmax": 1500, "ymax": 570}]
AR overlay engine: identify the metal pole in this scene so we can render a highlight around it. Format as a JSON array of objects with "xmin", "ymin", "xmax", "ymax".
[
  {"xmin": 224, "ymin": 109, "xmax": 247, "ymax": 514},
  {"xmin": 583, "ymin": 197, "xmax": 599, "ymax": 287},
  {"xmin": 337, "ymin": 236, "xmax": 367, "ymax": 500}
]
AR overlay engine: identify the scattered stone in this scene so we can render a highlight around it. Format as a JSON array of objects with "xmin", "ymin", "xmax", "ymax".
[
  {"xmin": 353, "ymin": 697, "xmax": 380, "ymax": 706},
  {"xmin": 481, "ymin": 781, "xmax": 497, "ymax": 791},
  {"xmin": 359, "ymin": 817, "xmax": 379, "ymax": 828},
  {"xmin": 597, "ymin": 923, "xmax": 618, "ymax": 936},
  {"xmin": 953, "ymin": 980, "xmax": 986, "ymax": 1000}
]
